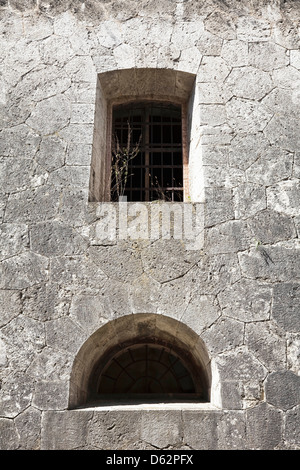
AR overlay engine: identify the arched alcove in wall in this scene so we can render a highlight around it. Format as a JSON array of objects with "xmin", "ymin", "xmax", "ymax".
[{"xmin": 68, "ymin": 313, "xmax": 212, "ymax": 408}]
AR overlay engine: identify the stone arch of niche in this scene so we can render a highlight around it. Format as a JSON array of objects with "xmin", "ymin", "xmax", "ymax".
[
  {"xmin": 68, "ymin": 313, "xmax": 212, "ymax": 409},
  {"xmin": 88, "ymin": 68, "xmax": 204, "ymax": 203}
]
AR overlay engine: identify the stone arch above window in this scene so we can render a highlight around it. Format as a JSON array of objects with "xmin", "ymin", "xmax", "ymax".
[
  {"xmin": 69, "ymin": 314, "xmax": 212, "ymax": 409},
  {"xmin": 88, "ymin": 68, "xmax": 204, "ymax": 203}
]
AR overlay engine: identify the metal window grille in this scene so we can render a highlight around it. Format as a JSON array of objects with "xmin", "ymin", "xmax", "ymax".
[
  {"xmin": 97, "ymin": 344, "xmax": 196, "ymax": 395},
  {"xmin": 111, "ymin": 102, "xmax": 183, "ymax": 202}
]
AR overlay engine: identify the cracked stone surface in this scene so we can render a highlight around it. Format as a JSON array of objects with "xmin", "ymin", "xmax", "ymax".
[{"xmin": 0, "ymin": 0, "xmax": 299, "ymax": 451}]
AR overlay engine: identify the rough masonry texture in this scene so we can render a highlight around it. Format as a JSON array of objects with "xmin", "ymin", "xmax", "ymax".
[{"xmin": 0, "ymin": 0, "xmax": 300, "ymax": 450}]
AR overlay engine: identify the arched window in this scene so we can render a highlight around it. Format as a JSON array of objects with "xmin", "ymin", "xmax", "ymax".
[
  {"xmin": 97, "ymin": 344, "xmax": 196, "ymax": 398},
  {"xmin": 69, "ymin": 314, "xmax": 212, "ymax": 408}
]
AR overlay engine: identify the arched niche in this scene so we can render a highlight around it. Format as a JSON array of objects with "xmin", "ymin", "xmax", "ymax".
[{"xmin": 69, "ymin": 313, "xmax": 212, "ymax": 409}]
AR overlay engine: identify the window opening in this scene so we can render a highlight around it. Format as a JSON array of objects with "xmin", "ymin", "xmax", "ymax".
[
  {"xmin": 96, "ymin": 344, "xmax": 200, "ymax": 401},
  {"xmin": 111, "ymin": 102, "xmax": 183, "ymax": 202}
]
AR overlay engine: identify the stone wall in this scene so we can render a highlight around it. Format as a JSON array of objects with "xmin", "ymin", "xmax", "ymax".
[{"xmin": 0, "ymin": 0, "xmax": 299, "ymax": 450}]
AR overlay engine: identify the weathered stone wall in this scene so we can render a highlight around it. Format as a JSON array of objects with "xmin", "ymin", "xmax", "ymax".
[{"xmin": 0, "ymin": 0, "xmax": 299, "ymax": 450}]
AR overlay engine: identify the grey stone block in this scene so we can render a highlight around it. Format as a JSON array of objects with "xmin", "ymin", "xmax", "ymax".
[
  {"xmin": 265, "ymin": 371, "xmax": 300, "ymax": 411},
  {"xmin": 41, "ymin": 410, "xmax": 93, "ymax": 450},
  {"xmin": 272, "ymin": 283, "xmax": 300, "ymax": 333},
  {"xmin": 246, "ymin": 403, "xmax": 283, "ymax": 450}
]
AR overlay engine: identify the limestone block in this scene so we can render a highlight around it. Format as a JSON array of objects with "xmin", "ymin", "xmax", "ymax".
[
  {"xmin": 1, "ymin": 315, "xmax": 45, "ymax": 370},
  {"xmin": 246, "ymin": 150, "xmax": 293, "ymax": 186},
  {"xmin": 50, "ymin": 255, "xmax": 106, "ymax": 291},
  {"xmin": 27, "ymin": 346, "xmax": 73, "ymax": 382},
  {"xmin": 195, "ymin": 253, "xmax": 241, "ymax": 295},
  {"xmin": 66, "ymin": 143, "xmax": 92, "ymax": 167},
  {"xmin": 113, "ymin": 43, "xmax": 136, "ymax": 68},
  {"xmin": 236, "ymin": 17, "xmax": 271, "ymax": 42},
  {"xmin": 225, "ymin": 66, "xmax": 273, "ymax": 101},
  {"xmin": 272, "ymin": 20, "xmax": 300, "ymax": 49},
  {"xmin": 228, "ymin": 133, "xmax": 270, "ymax": 171},
  {"xmin": 177, "ymin": 46, "xmax": 202, "ymax": 74},
  {"xmin": 14, "ymin": 407, "xmax": 41, "ymax": 450},
  {"xmin": 30, "ymin": 221, "xmax": 89, "ymax": 257},
  {"xmin": 204, "ymin": 164, "xmax": 245, "ymax": 188},
  {"xmin": 87, "ymin": 410, "xmax": 142, "ymax": 450},
  {"xmin": 58, "ymin": 188, "xmax": 91, "ymax": 228},
  {"xmin": 181, "ymin": 293, "xmax": 220, "ymax": 335},
  {"xmin": 216, "ymin": 348, "xmax": 267, "ymax": 384},
  {"xmin": 36, "ymin": 136, "xmax": 67, "ymax": 172},
  {"xmin": 182, "ymin": 410, "xmax": 221, "ymax": 449},
  {"xmin": 264, "ymin": 114, "xmax": 300, "ymax": 153},
  {"xmin": 197, "ymin": 30, "xmax": 223, "ymax": 56},
  {"xmin": 217, "ymin": 411, "xmax": 246, "ymax": 450},
  {"xmin": 265, "ymin": 371, "xmax": 300, "ymax": 411},
  {"xmin": 204, "ymin": 187, "xmax": 234, "ymax": 227},
  {"xmin": 90, "ymin": 243, "xmax": 143, "ymax": 283},
  {"xmin": 0, "ymin": 252, "xmax": 48, "ymax": 290},
  {"xmin": 285, "ymin": 406, "xmax": 300, "ymax": 449},
  {"xmin": 171, "ymin": 20, "xmax": 204, "ymax": 50},
  {"xmin": 200, "ymin": 104, "xmax": 227, "ymax": 126},
  {"xmin": 246, "ymin": 403, "xmax": 282, "ymax": 450},
  {"xmin": 23, "ymin": 11, "xmax": 53, "ymax": 40},
  {"xmin": 287, "ymin": 334, "xmax": 300, "ymax": 376},
  {"xmin": 290, "ymin": 50, "xmax": 300, "ymax": 70},
  {"xmin": 92, "ymin": 278, "xmax": 131, "ymax": 317},
  {"xmin": 141, "ymin": 410, "xmax": 183, "ymax": 449},
  {"xmin": 221, "ymin": 40, "xmax": 249, "ymax": 67},
  {"xmin": 47, "ymin": 165, "xmax": 90, "ymax": 189},
  {"xmin": 0, "ymin": 158, "xmax": 48, "ymax": 193},
  {"xmin": 4, "ymin": 186, "xmax": 61, "ymax": 224},
  {"xmin": 0, "ymin": 418, "xmax": 19, "ymax": 450},
  {"xmin": 15, "ymin": 65, "xmax": 71, "ymax": 104},
  {"xmin": 41, "ymin": 410, "xmax": 93, "ymax": 450},
  {"xmin": 0, "ymin": 372, "xmax": 34, "ymax": 418},
  {"xmin": 245, "ymin": 322, "xmax": 286, "ymax": 371},
  {"xmin": 267, "ymin": 180, "xmax": 300, "ymax": 217},
  {"xmin": 0, "ymin": 124, "xmax": 41, "ymax": 158},
  {"xmin": 3, "ymin": 38, "xmax": 41, "ymax": 87},
  {"xmin": 33, "ymin": 380, "xmax": 69, "ymax": 410},
  {"xmin": 201, "ymin": 317, "xmax": 244, "ymax": 356},
  {"xmin": 129, "ymin": 273, "xmax": 161, "ymax": 315},
  {"xmin": 219, "ymin": 381, "xmax": 244, "ymax": 410},
  {"xmin": 40, "ymin": 35, "xmax": 75, "ymax": 67},
  {"xmin": 248, "ymin": 209, "xmax": 296, "ymax": 244},
  {"xmin": 58, "ymin": 123, "xmax": 94, "ymax": 145},
  {"xmin": 217, "ymin": 279, "xmax": 272, "ymax": 323},
  {"xmin": 45, "ymin": 317, "xmax": 88, "ymax": 355},
  {"xmin": 205, "ymin": 220, "xmax": 251, "ymax": 255},
  {"xmin": 204, "ymin": 10, "xmax": 237, "ymax": 40},
  {"xmin": 0, "ymin": 224, "xmax": 29, "ymax": 260},
  {"xmin": 65, "ymin": 55, "xmax": 97, "ymax": 83},
  {"xmin": 69, "ymin": 292, "xmax": 109, "ymax": 334},
  {"xmin": 26, "ymin": 94, "xmax": 71, "ymax": 135},
  {"xmin": 0, "ymin": 289, "xmax": 21, "ymax": 327},
  {"xmin": 201, "ymin": 145, "xmax": 228, "ymax": 166},
  {"xmin": 70, "ymin": 103, "xmax": 95, "ymax": 125},
  {"xmin": 272, "ymin": 283, "xmax": 300, "ymax": 333},
  {"xmin": 238, "ymin": 242, "xmax": 300, "ymax": 282},
  {"xmin": 226, "ymin": 97, "xmax": 273, "ymax": 133},
  {"xmin": 197, "ymin": 82, "xmax": 229, "ymax": 104},
  {"xmin": 141, "ymin": 238, "xmax": 200, "ymax": 283},
  {"xmin": 9, "ymin": 0, "xmax": 36, "ymax": 11},
  {"xmin": 198, "ymin": 56, "xmax": 231, "ymax": 83},
  {"xmin": 248, "ymin": 42, "xmax": 289, "ymax": 71}
]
